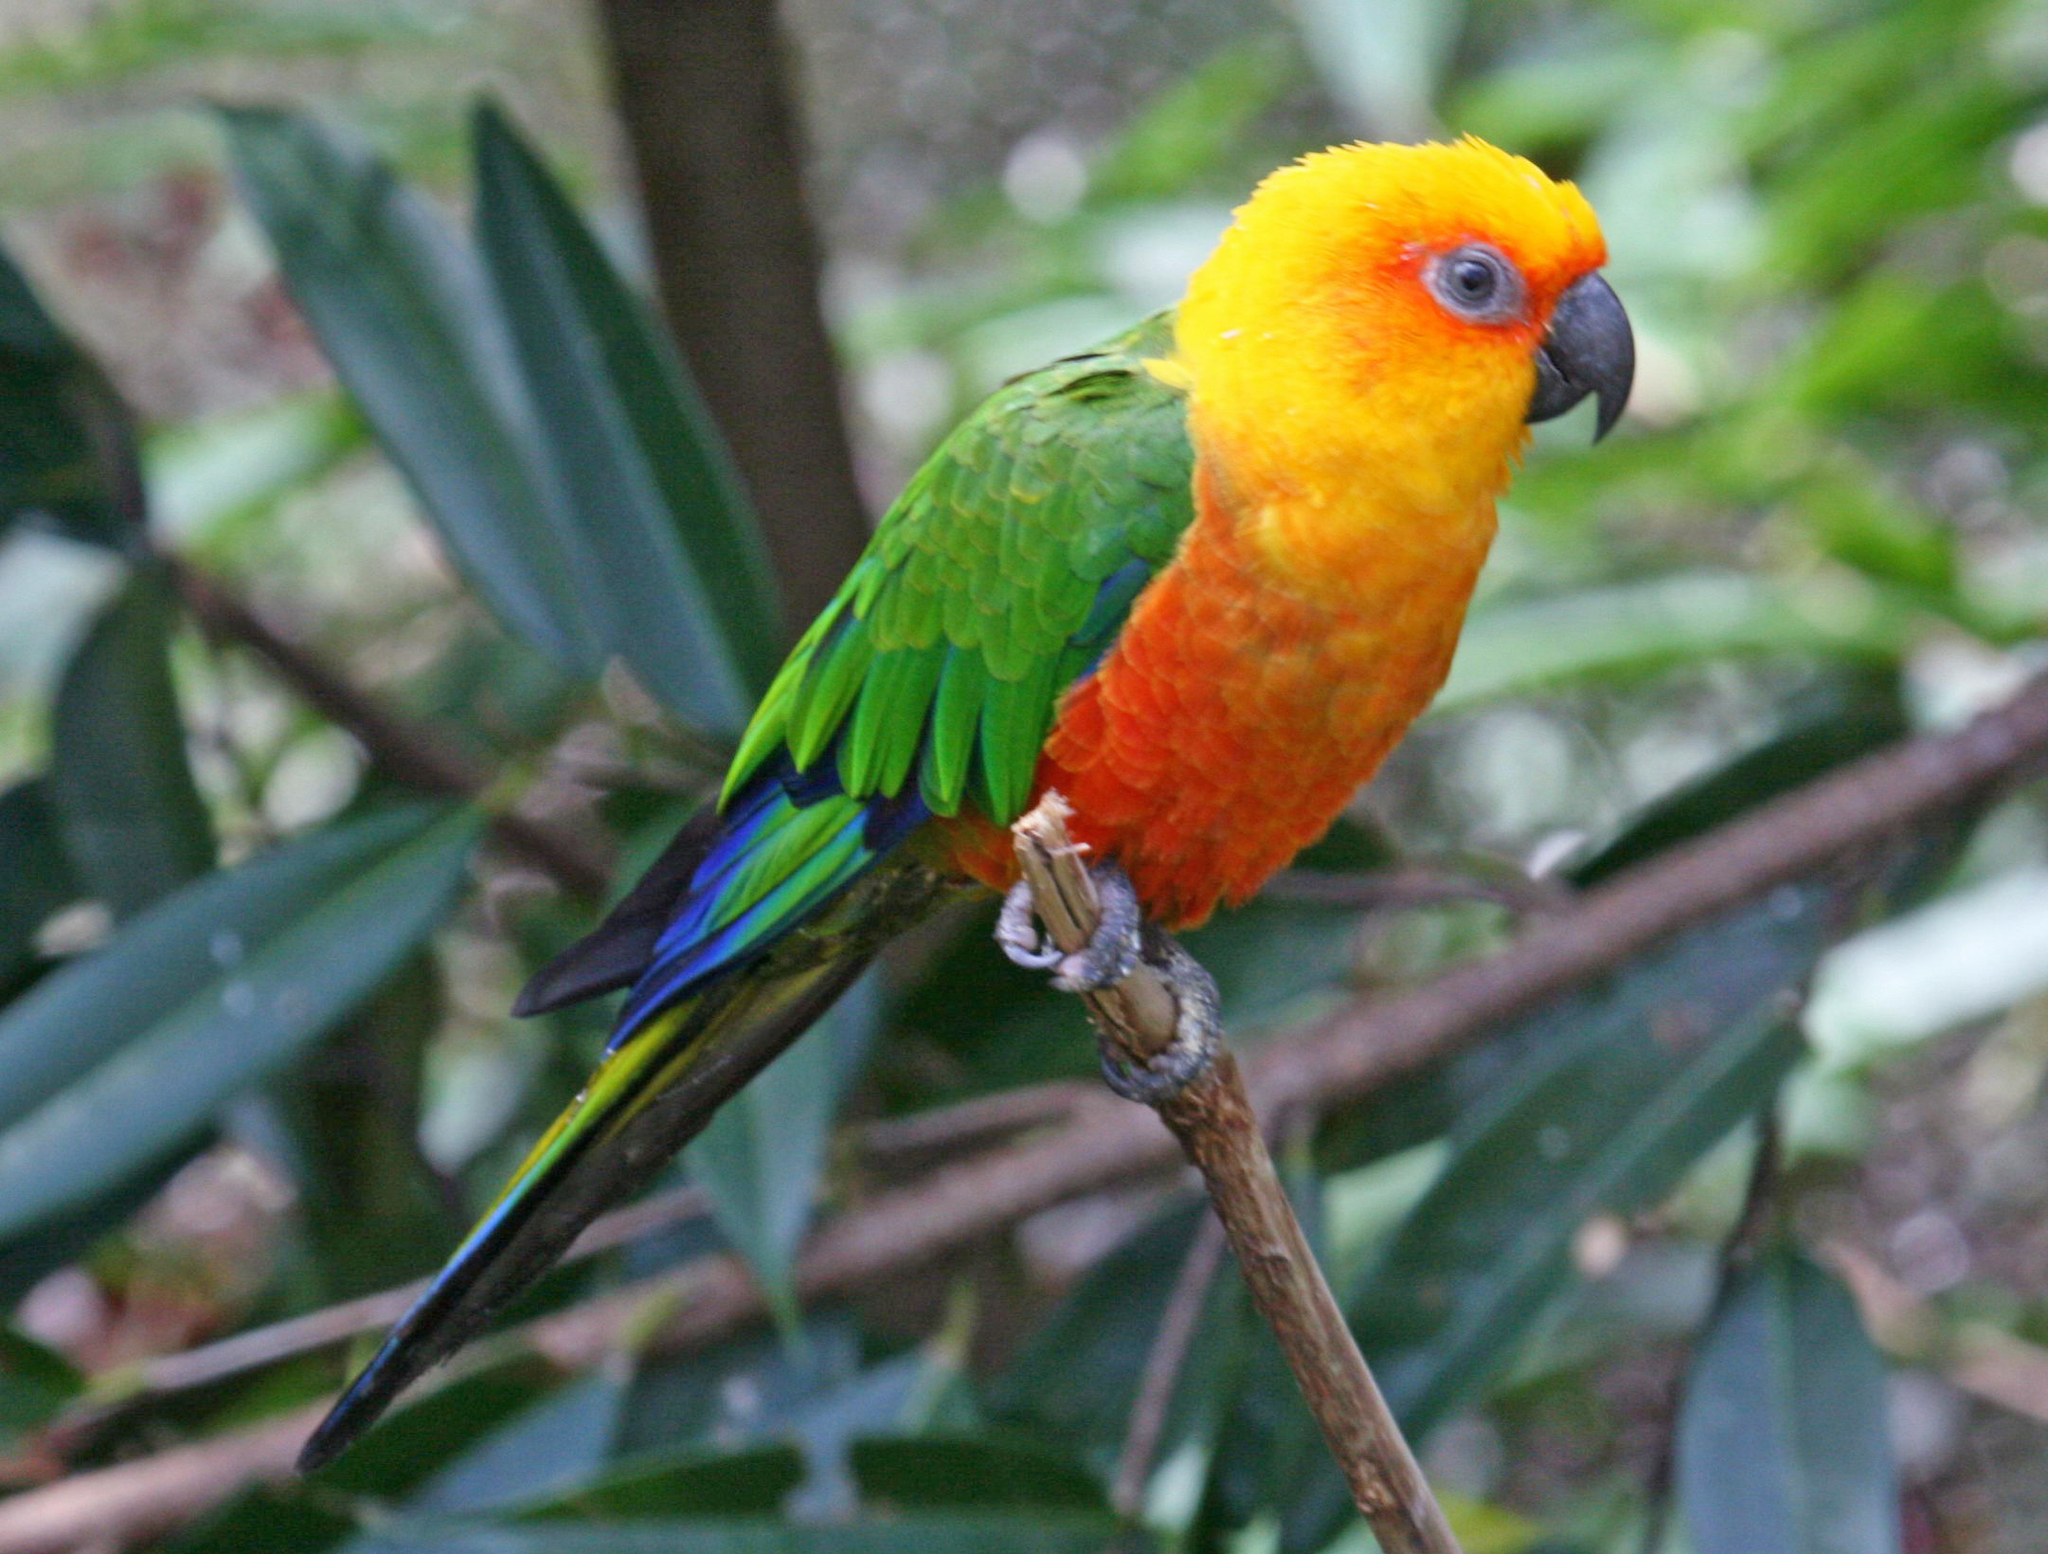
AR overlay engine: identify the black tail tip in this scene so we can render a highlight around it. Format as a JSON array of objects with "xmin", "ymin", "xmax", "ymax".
[
  {"xmin": 295, "ymin": 1392, "xmax": 371, "ymax": 1474},
  {"xmin": 295, "ymin": 1422, "xmax": 344, "ymax": 1475}
]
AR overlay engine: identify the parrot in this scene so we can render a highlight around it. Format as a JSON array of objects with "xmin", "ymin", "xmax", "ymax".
[{"xmin": 298, "ymin": 135, "xmax": 1632, "ymax": 1470}]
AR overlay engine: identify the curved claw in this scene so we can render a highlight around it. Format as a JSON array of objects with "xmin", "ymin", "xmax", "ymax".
[
  {"xmin": 997, "ymin": 864, "xmax": 1144, "ymax": 990},
  {"xmin": 997, "ymin": 878, "xmax": 1064, "ymax": 970}
]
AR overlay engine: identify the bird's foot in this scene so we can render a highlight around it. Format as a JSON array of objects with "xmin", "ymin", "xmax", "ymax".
[
  {"xmin": 997, "ymin": 866, "xmax": 1220, "ymax": 1104},
  {"xmin": 996, "ymin": 861, "xmax": 1141, "ymax": 992},
  {"xmin": 1097, "ymin": 927, "xmax": 1221, "ymax": 1104}
]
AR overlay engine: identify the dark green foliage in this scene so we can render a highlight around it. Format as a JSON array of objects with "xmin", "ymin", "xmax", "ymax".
[
  {"xmin": 1677, "ymin": 1247, "xmax": 1902, "ymax": 1554},
  {"xmin": 471, "ymin": 102, "xmax": 781, "ymax": 724},
  {"xmin": 271, "ymin": 954, "xmax": 458, "ymax": 1298},
  {"xmin": 0, "ymin": 246, "xmax": 137, "ymax": 551},
  {"xmin": 0, "ymin": 780, "xmax": 77, "ymax": 998},
  {"xmin": 221, "ymin": 106, "xmax": 601, "ymax": 672},
  {"xmin": 49, "ymin": 569, "xmax": 215, "ymax": 917},
  {"xmin": 0, "ymin": 804, "xmax": 479, "ymax": 1252},
  {"xmin": 992, "ymin": 1197, "xmax": 1252, "ymax": 1481}
]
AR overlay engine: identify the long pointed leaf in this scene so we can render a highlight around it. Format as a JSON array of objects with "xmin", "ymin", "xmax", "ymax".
[
  {"xmin": 49, "ymin": 569, "xmax": 214, "ymax": 917},
  {"xmin": 0, "ymin": 804, "xmax": 481, "ymax": 1244},
  {"xmin": 685, "ymin": 976, "xmax": 877, "ymax": 1326},
  {"xmin": 1272, "ymin": 888, "xmax": 1833, "ymax": 1553},
  {"xmin": 1677, "ymin": 1246, "xmax": 1902, "ymax": 1554},
  {"xmin": 0, "ymin": 780, "xmax": 78, "ymax": 995},
  {"xmin": 0, "ymin": 244, "xmax": 136, "ymax": 551},
  {"xmin": 472, "ymin": 103, "xmax": 779, "ymax": 729},
  {"xmin": 222, "ymin": 107, "xmax": 599, "ymax": 672},
  {"xmin": 1351, "ymin": 893, "xmax": 1829, "ymax": 1435}
]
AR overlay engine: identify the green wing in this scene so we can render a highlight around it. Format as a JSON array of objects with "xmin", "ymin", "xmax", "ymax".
[{"xmin": 724, "ymin": 308, "xmax": 1195, "ymax": 825}]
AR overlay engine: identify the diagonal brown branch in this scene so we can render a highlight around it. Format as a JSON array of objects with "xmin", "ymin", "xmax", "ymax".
[
  {"xmin": 1010, "ymin": 795, "xmax": 1461, "ymax": 1554},
  {"xmin": 11, "ymin": 673, "xmax": 2048, "ymax": 1552}
]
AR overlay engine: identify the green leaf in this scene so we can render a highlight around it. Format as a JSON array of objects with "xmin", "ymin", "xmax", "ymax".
[
  {"xmin": 348, "ymin": 1514, "xmax": 1131, "ymax": 1554},
  {"xmin": 992, "ymin": 1198, "xmax": 1248, "ymax": 1486},
  {"xmin": 686, "ymin": 977, "xmax": 877, "ymax": 1327},
  {"xmin": 273, "ymin": 954, "xmax": 454, "ymax": 1298},
  {"xmin": 471, "ymin": 102, "xmax": 779, "ymax": 729},
  {"xmin": 1438, "ymin": 573, "xmax": 1904, "ymax": 712},
  {"xmin": 1804, "ymin": 864, "xmax": 2048, "ymax": 1070},
  {"xmin": 616, "ymin": 1320, "xmax": 868, "ymax": 1457},
  {"xmin": 411, "ymin": 1375, "xmax": 628, "ymax": 1516},
  {"xmin": 0, "ymin": 1327, "xmax": 82, "ymax": 1451},
  {"xmin": 849, "ymin": 1435, "xmax": 1109, "ymax": 1512},
  {"xmin": 1276, "ymin": 889, "xmax": 1833, "ymax": 1553},
  {"xmin": 1676, "ymin": 1246, "xmax": 1901, "ymax": 1554},
  {"xmin": 314, "ymin": 1360, "xmax": 559, "ymax": 1496},
  {"xmin": 1572, "ymin": 672, "xmax": 1907, "ymax": 888},
  {"xmin": 1316, "ymin": 675, "xmax": 1903, "ymax": 1176},
  {"xmin": 154, "ymin": 1489, "xmax": 354, "ymax": 1554},
  {"xmin": 1351, "ymin": 894, "xmax": 1828, "ymax": 1437},
  {"xmin": 517, "ymin": 1444, "xmax": 805, "ymax": 1520},
  {"xmin": 48, "ymin": 569, "xmax": 215, "ymax": 917},
  {"xmin": 0, "ymin": 804, "xmax": 481, "ymax": 1246},
  {"xmin": 615, "ymin": 1315, "xmax": 960, "ymax": 1519},
  {"xmin": 0, "ymin": 243, "xmax": 136, "ymax": 551},
  {"xmin": 221, "ymin": 107, "xmax": 599, "ymax": 674},
  {"xmin": 0, "ymin": 780, "xmax": 79, "ymax": 996}
]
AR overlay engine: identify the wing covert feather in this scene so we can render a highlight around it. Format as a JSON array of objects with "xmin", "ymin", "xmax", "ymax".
[{"xmin": 723, "ymin": 309, "xmax": 1195, "ymax": 823}]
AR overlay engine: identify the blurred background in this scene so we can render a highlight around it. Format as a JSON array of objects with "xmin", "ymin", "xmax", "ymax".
[{"xmin": 4, "ymin": 0, "xmax": 2048, "ymax": 1550}]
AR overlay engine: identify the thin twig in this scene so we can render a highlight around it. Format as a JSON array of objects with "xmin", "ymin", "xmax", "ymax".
[
  {"xmin": 1265, "ymin": 862, "xmax": 1571, "ymax": 915},
  {"xmin": 0, "ymin": 1405, "xmax": 328, "ymax": 1554},
  {"xmin": 163, "ymin": 556, "xmax": 615, "ymax": 897},
  {"xmin": 1111, "ymin": 1208, "xmax": 1229, "ymax": 1519},
  {"xmin": 15, "ymin": 675, "xmax": 2048, "ymax": 1550},
  {"xmin": 1011, "ymin": 794, "xmax": 1462, "ymax": 1554},
  {"xmin": 97, "ymin": 1182, "xmax": 709, "ymax": 1401},
  {"xmin": 854, "ymin": 1081, "xmax": 1088, "ymax": 1170}
]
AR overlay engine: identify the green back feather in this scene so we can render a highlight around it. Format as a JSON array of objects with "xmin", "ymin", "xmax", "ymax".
[{"xmin": 722, "ymin": 309, "xmax": 1196, "ymax": 824}]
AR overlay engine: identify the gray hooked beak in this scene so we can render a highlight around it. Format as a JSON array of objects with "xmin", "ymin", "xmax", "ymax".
[{"xmin": 1526, "ymin": 272, "xmax": 1634, "ymax": 441}]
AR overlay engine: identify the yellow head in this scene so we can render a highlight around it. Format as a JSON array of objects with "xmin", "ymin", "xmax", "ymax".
[{"xmin": 1175, "ymin": 138, "xmax": 1625, "ymax": 563}]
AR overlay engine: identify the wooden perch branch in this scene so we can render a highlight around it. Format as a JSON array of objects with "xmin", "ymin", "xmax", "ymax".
[
  {"xmin": 13, "ymin": 674, "xmax": 2048, "ymax": 1552},
  {"xmin": 1010, "ymin": 795, "xmax": 1461, "ymax": 1554}
]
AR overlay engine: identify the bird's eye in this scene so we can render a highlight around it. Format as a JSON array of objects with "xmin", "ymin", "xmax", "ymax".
[{"xmin": 1425, "ymin": 244, "xmax": 1524, "ymax": 324}]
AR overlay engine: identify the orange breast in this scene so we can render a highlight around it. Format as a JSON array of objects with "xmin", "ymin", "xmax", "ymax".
[{"xmin": 936, "ymin": 461, "xmax": 1492, "ymax": 928}]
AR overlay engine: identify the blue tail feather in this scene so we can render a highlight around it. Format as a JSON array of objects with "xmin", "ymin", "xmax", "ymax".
[{"xmin": 605, "ymin": 758, "xmax": 929, "ymax": 1051}]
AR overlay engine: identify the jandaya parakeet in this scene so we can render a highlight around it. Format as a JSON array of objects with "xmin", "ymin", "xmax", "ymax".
[{"xmin": 301, "ymin": 135, "xmax": 1632, "ymax": 1468}]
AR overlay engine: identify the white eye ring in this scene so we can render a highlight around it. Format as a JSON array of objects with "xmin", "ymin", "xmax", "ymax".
[{"xmin": 1425, "ymin": 244, "xmax": 1526, "ymax": 324}]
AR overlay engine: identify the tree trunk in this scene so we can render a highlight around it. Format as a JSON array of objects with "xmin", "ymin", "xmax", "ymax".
[{"xmin": 592, "ymin": 0, "xmax": 870, "ymax": 634}]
